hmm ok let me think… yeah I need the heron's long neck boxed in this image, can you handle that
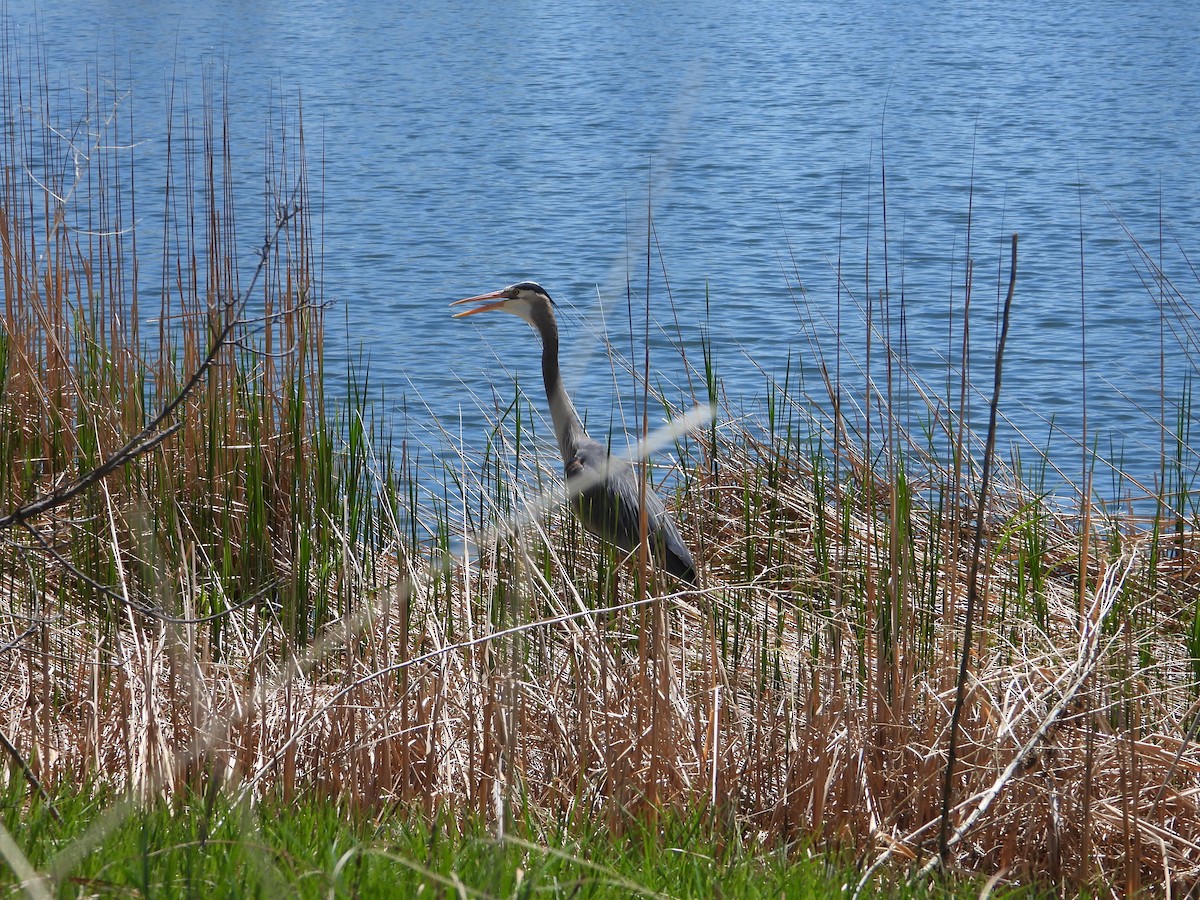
[535,311,588,462]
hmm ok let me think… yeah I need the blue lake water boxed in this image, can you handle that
[5,1,1200,506]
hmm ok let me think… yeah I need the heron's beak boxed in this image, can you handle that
[450,289,510,318]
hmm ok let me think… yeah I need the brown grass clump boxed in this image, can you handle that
[3,40,1200,899]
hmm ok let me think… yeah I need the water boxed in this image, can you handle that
[5,1,1200,505]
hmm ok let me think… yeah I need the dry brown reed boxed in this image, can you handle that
[7,395,1200,894]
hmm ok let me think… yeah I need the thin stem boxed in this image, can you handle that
[939,233,1018,860]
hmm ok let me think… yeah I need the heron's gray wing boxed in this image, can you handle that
[565,440,697,583]
[565,441,640,550]
[646,495,697,583]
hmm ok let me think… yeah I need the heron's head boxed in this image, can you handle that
[450,281,555,329]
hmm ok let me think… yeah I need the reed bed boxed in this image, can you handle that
[3,47,1200,897]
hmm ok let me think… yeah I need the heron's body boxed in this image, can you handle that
[452,281,696,583]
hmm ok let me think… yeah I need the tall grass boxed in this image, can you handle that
[3,39,1200,898]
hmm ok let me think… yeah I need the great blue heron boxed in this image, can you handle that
[451,281,697,584]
